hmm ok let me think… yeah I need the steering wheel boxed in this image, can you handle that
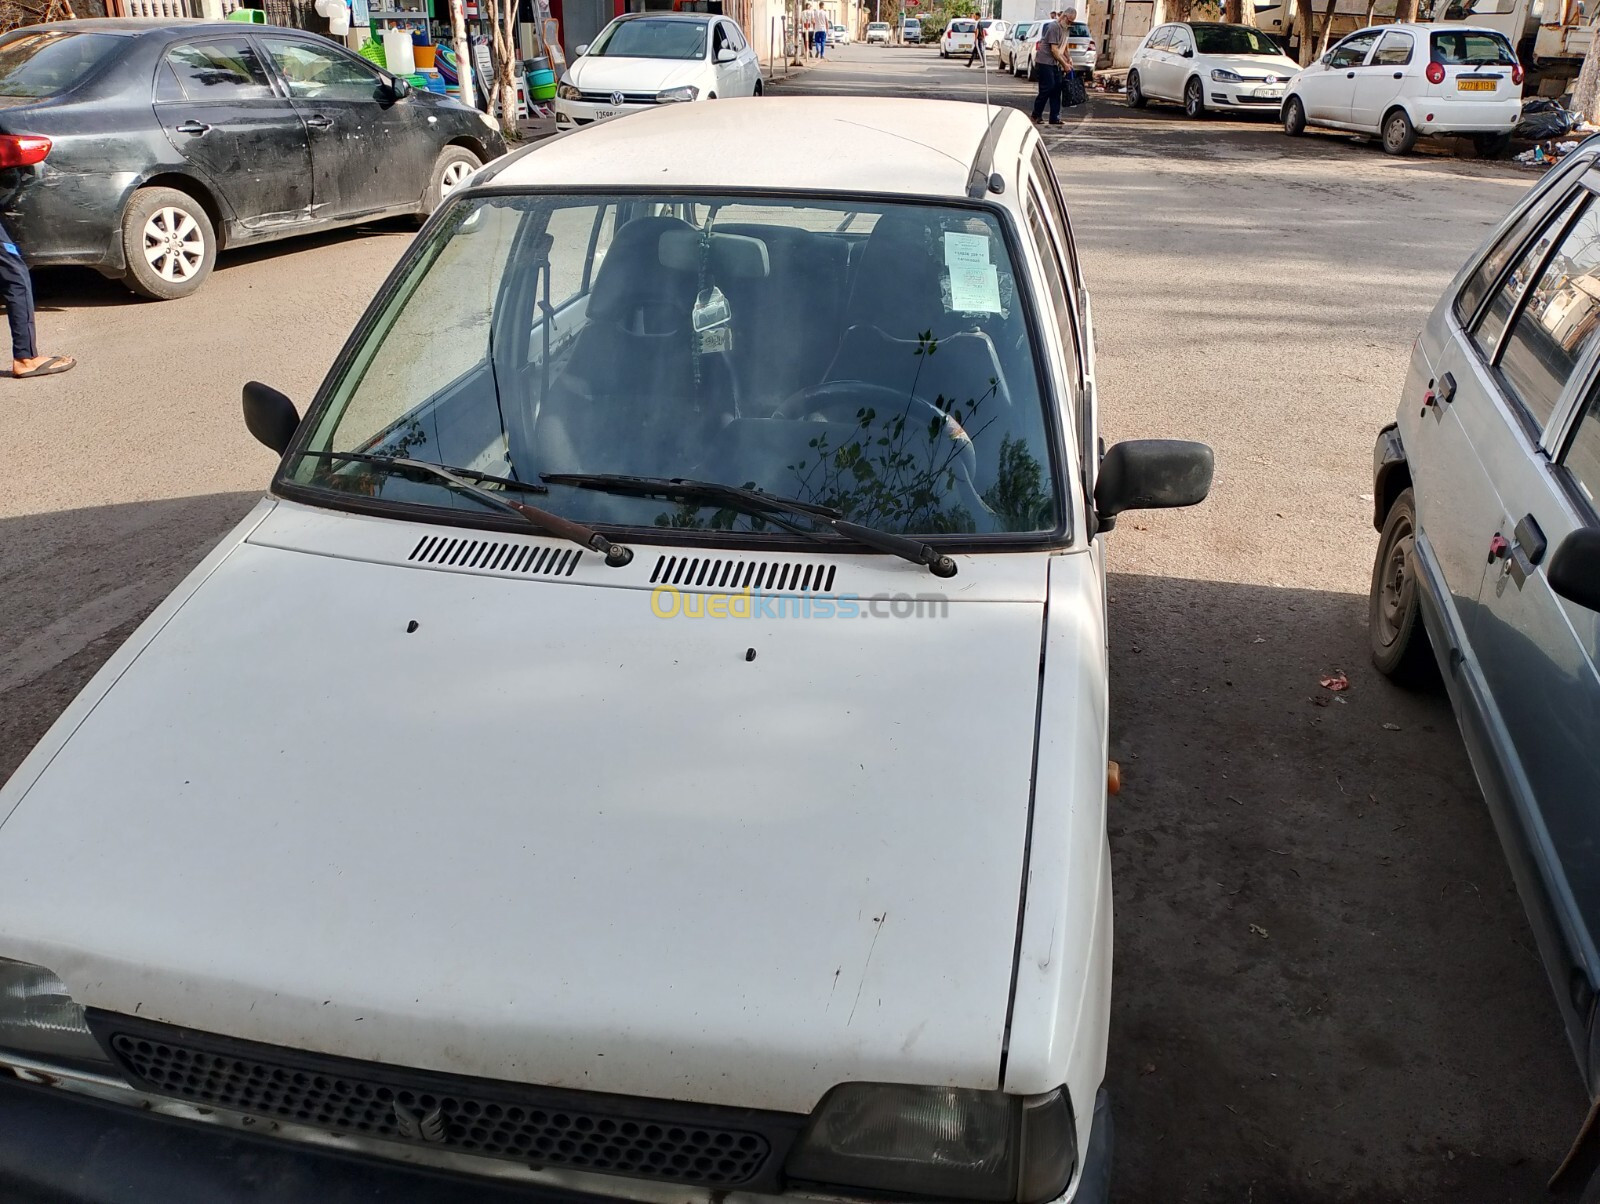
[775,380,981,485]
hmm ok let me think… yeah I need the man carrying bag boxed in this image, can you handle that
[1030,11,1069,126]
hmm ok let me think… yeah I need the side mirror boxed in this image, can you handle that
[1549,527,1600,612]
[574,42,589,56]
[716,47,738,62]
[1094,439,1214,530]
[1181,47,1194,57]
[385,75,412,99]
[243,380,301,454]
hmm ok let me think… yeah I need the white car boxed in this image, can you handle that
[866,19,890,42]
[1010,20,1044,76]
[0,96,1212,1204]
[941,17,976,56]
[1063,19,1096,70]
[829,20,850,44]
[554,11,760,128]
[1126,20,1299,117]
[1281,22,1521,155]
[998,19,1034,71]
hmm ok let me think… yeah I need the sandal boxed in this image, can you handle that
[13,355,75,379]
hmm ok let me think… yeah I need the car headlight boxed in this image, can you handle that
[557,80,582,100]
[656,85,699,102]
[477,110,498,130]
[1210,68,1244,82]
[785,1083,1076,1203]
[0,958,112,1067]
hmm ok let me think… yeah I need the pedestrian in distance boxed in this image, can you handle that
[966,17,986,67]
[1030,8,1070,126]
[0,221,72,379]
[815,7,828,58]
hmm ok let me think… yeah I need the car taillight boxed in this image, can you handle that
[1512,62,1524,84]
[1425,61,1445,84]
[1088,38,1095,48]
[0,134,51,168]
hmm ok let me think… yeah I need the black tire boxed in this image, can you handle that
[119,186,216,301]
[1183,75,1205,118]
[753,79,762,95]
[423,144,482,216]
[1128,68,1147,108]
[1473,132,1511,158]
[1369,488,1438,687]
[1282,95,1306,136]
[1382,107,1417,155]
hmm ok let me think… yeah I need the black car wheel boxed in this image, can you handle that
[1127,69,1147,108]
[1369,488,1437,686]
[1184,76,1206,118]
[1382,108,1417,155]
[425,145,483,214]
[120,186,215,301]
[1282,95,1306,136]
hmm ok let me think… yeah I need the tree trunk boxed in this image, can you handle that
[1394,0,1419,19]
[1575,19,1600,121]
[1224,0,1242,22]
[1314,0,1336,59]
[448,0,475,111]
[496,0,518,138]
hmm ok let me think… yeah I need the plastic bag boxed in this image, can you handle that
[1517,98,1578,141]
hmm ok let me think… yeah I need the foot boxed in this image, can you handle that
[1049,119,1064,125]
[13,354,74,378]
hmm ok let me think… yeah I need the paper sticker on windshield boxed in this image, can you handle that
[944,231,990,271]
[944,232,1002,313]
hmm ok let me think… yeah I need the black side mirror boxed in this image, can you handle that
[1182,47,1193,57]
[1094,439,1214,531]
[1549,527,1600,612]
[387,75,413,100]
[243,380,301,454]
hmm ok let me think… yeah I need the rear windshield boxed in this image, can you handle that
[1430,29,1515,64]
[1193,24,1281,53]
[1067,21,1090,35]
[0,30,119,98]
[868,22,888,27]
[590,18,708,59]
[950,20,976,32]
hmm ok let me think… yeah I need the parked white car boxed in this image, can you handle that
[866,19,890,42]
[1281,22,1521,154]
[1011,20,1045,76]
[830,20,850,43]
[941,17,976,56]
[1063,19,1096,70]
[0,96,1212,1204]
[1127,21,1299,117]
[999,19,1035,71]
[554,11,760,128]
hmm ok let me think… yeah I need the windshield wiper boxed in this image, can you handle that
[542,473,958,578]
[301,451,634,567]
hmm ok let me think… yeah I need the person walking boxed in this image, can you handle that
[814,7,828,58]
[966,16,986,67]
[1030,8,1069,126]
[0,223,72,379]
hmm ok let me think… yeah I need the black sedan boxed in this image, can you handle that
[0,20,506,299]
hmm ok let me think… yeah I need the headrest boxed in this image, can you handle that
[658,229,771,279]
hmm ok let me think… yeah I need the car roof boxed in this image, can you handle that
[15,17,324,36]
[611,11,713,22]
[495,97,1001,199]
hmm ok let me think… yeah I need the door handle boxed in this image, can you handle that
[1393,71,1403,78]
[1507,513,1548,587]
[305,114,333,129]
[175,120,210,135]
[1346,70,1355,77]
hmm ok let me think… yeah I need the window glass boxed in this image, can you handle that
[726,22,746,49]
[0,30,119,98]
[154,58,184,101]
[1026,189,1081,413]
[1192,24,1282,54]
[1473,190,1587,364]
[166,38,273,99]
[591,18,709,59]
[1430,28,1516,63]
[1328,31,1378,68]
[1498,198,1600,431]
[1459,184,1584,326]
[1168,27,1192,52]
[1372,31,1413,65]
[1032,145,1080,295]
[1066,21,1089,35]
[296,194,1060,537]
[1146,26,1172,50]
[261,37,382,100]
[711,22,729,53]
[1564,391,1600,512]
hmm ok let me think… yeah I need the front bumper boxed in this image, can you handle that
[1206,79,1287,108]
[1411,95,1520,135]
[554,97,666,127]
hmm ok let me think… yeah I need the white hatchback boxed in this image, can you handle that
[0,96,1212,1204]
[941,17,977,57]
[1127,20,1299,117]
[1281,22,1521,155]
[555,11,761,129]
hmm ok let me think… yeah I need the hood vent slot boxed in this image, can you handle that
[408,535,582,577]
[649,554,837,593]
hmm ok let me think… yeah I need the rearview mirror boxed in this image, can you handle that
[243,380,301,454]
[1094,439,1214,530]
[574,42,589,56]
[716,47,738,62]
[1549,527,1600,612]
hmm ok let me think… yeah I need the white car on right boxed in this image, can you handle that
[1281,22,1522,155]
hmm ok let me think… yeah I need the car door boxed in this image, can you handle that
[1138,26,1173,96]
[1161,25,1196,100]
[257,34,432,218]
[1298,30,1378,124]
[710,22,743,97]
[723,20,758,94]
[1459,191,1600,1045]
[1349,28,1413,131]
[155,36,313,234]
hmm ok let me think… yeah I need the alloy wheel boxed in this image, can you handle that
[440,160,474,199]
[142,206,204,284]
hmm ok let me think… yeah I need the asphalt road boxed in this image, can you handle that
[0,42,1586,1204]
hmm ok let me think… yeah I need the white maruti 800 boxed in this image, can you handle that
[0,98,1211,1204]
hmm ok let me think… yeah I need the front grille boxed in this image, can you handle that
[90,1013,800,1189]
[578,90,659,105]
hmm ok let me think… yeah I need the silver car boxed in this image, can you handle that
[1369,139,1600,1108]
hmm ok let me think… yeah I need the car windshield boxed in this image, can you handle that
[869,22,888,28]
[950,20,975,31]
[1430,29,1515,63]
[1191,25,1281,54]
[0,30,120,98]
[289,194,1062,539]
[589,18,708,59]
[1014,23,1033,36]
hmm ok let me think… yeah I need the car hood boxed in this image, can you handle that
[567,55,706,93]
[1203,52,1298,78]
[0,506,1050,1114]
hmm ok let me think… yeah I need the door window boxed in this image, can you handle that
[1457,182,1585,326]
[1025,188,1081,415]
[1031,145,1081,296]
[1145,26,1171,51]
[165,38,273,100]
[261,37,384,101]
[1328,32,1379,68]
[1371,30,1413,65]
[1168,27,1192,54]
[153,58,184,102]
[1492,195,1600,431]
[1471,189,1587,364]
[1562,391,1600,513]
[725,21,747,50]
[537,200,619,319]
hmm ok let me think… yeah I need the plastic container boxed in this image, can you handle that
[413,43,436,68]
[525,54,550,73]
[527,67,555,97]
[422,72,447,93]
[225,7,266,20]
[382,28,416,75]
[358,38,386,68]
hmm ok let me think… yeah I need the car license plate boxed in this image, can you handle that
[1458,79,1496,91]
[1255,87,1283,98]
[595,108,616,118]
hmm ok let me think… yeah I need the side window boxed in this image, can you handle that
[1025,188,1080,414]
[165,38,273,100]
[1168,27,1191,54]
[1328,32,1378,68]
[1031,145,1081,293]
[1146,26,1171,51]
[1496,197,1600,431]
[153,59,184,102]
[261,36,383,101]
[1563,391,1600,514]
[1458,184,1584,326]
[1372,31,1413,65]
[531,201,617,345]
[1472,189,1587,365]
[726,22,746,50]
[711,23,730,55]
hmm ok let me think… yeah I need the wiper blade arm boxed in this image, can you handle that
[542,473,957,578]
[302,451,633,567]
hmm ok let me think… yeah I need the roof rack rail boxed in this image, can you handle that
[965,108,1010,200]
